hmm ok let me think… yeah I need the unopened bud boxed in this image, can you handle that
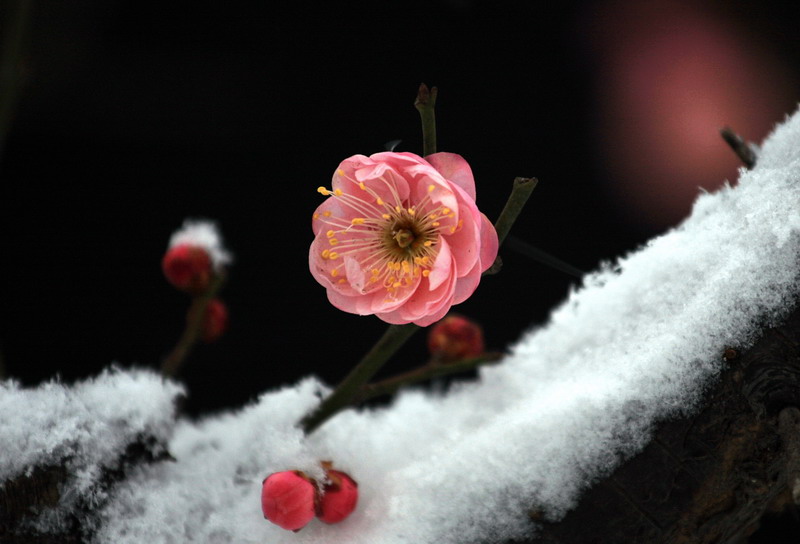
[261,471,317,532]
[318,469,358,524]
[162,244,212,294]
[427,314,484,363]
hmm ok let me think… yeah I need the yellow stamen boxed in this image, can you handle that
[393,281,402,288]
[428,184,435,193]
[371,269,380,276]
[334,188,343,196]
[313,213,319,220]
[338,278,346,284]
[351,218,365,225]
[321,249,330,259]
[323,211,332,217]
[377,197,384,206]
[336,168,345,176]
[359,182,366,190]
[329,238,339,245]
[318,186,331,195]
[329,252,339,259]
[382,214,391,220]
[408,207,416,216]
[442,208,450,214]
[424,241,433,247]
[326,230,335,238]
[432,221,440,227]
[331,269,339,277]
[422,270,431,277]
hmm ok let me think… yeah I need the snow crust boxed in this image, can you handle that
[167,219,232,269]
[0,369,182,534]
[9,108,800,543]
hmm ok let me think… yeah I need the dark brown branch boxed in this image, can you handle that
[720,127,757,169]
[524,307,800,544]
[354,352,504,403]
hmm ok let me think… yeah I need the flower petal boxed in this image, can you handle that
[478,212,499,272]
[425,152,476,201]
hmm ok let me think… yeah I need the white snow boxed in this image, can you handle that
[167,219,232,269]
[0,368,182,535]
[8,107,800,543]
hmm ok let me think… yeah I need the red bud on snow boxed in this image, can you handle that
[427,314,484,363]
[261,471,317,532]
[318,469,358,524]
[162,244,213,294]
[197,299,227,343]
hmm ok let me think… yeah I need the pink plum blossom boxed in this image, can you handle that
[310,152,498,327]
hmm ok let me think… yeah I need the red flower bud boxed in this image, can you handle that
[162,244,212,294]
[197,299,227,343]
[427,314,484,363]
[318,469,358,524]
[261,471,317,532]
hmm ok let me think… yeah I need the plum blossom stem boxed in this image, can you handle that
[720,126,757,169]
[161,272,225,378]
[493,177,539,246]
[415,83,438,156]
[300,323,420,434]
[353,352,504,403]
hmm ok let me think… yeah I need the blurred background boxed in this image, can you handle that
[1,0,799,411]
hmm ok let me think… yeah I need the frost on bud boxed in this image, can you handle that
[162,244,213,293]
[163,220,231,294]
[318,469,358,524]
[427,313,485,363]
[197,298,228,343]
[261,471,317,532]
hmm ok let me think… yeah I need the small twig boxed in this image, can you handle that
[493,177,539,246]
[505,236,585,279]
[720,126,757,169]
[299,323,420,434]
[354,352,504,404]
[0,0,33,160]
[161,273,225,378]
[414,83,438,157]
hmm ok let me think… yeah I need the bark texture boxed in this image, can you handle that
[527,308,800,544]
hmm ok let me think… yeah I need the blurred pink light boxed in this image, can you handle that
[586,0,796,229]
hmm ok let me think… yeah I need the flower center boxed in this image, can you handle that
[314,175,464,298]
[392,227,415,249]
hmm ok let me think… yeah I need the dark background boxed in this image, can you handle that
[1,0,798,412]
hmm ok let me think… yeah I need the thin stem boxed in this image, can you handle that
[161,273,225,378]
[414,83,438,157]
[300,323,420,434]
[0,0,33,160]
[720,126,757,169]
[505,236,585,279]
[492,177,538,246]
[354,352,504,404]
